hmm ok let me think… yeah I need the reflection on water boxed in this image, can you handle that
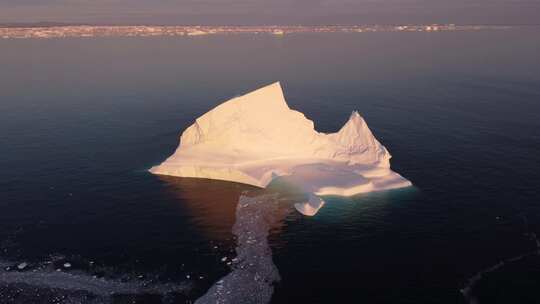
[159,176,254,241]
[158,177,305,303]
[158,176,306,241]
[158,175,421,303]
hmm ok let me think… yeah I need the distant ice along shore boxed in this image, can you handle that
[150,82,412,216]
[0,24,514,39]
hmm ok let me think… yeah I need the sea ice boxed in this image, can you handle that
[150,82,411,215]
[0,263,189,298]
[17,263,28,270]
[195,194,281,304]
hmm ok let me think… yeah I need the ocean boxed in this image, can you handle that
[1,27,540,303]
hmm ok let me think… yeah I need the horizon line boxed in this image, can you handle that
[1,22,540,28]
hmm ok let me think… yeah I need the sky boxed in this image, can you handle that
[0,0,539,25]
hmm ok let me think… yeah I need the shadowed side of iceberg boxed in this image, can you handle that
[149,164,268,188]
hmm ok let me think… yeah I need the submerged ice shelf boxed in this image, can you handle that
[150,82,412,215]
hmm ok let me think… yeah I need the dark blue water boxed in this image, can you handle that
[1,28,540,303]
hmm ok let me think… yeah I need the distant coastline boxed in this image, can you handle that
[0,24,521,39]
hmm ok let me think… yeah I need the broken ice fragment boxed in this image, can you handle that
[17,263,28,270]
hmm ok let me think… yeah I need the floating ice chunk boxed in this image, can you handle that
[294,194,325,216]
[63,263,71,268]
[150,82,412,215]
[17,263,28,270]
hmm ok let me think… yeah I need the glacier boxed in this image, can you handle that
[150,82,412,215]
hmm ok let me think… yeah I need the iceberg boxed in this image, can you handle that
[150,82,411,215]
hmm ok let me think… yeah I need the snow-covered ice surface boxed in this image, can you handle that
[195,193,281,304]
[150,82,411,215]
